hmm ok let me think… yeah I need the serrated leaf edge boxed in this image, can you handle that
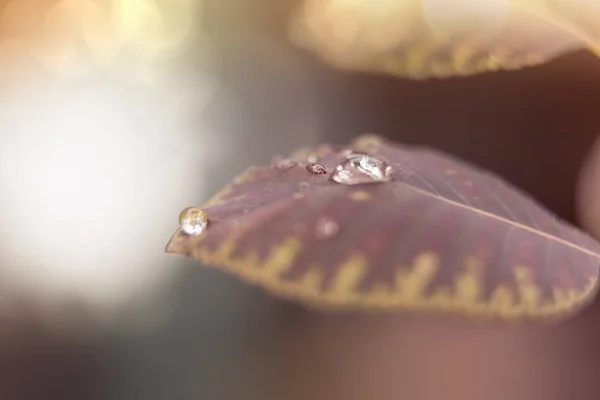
[167,231,599,323]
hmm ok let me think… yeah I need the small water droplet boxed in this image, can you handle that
[315,217,339,240]
[306,163,328,175]
[332,155,394,185]
[179,207,208,236]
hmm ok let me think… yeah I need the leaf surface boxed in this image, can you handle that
[166,135,600,321]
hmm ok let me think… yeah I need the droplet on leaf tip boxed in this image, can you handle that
[179,207,208,236]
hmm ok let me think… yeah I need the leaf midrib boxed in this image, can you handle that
[407,183,600,259]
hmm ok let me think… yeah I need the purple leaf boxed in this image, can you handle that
[166,134,600,322]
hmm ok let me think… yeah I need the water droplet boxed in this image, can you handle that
[306,163,328,175]
[315,217,339,240]
[332,155,394,185]
[179,207,208,236]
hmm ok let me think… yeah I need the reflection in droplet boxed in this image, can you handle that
[306,163,328,175]
[315,217,339,240]
[179,207,208,236]
[332,155,394,185]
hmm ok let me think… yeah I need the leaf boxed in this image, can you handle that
[288,0,600,79]
[166,134,600,322]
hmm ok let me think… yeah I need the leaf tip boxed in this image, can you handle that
[165,229,187,255]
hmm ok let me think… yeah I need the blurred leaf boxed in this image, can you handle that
[288,0,600,79]
[166,134,600,322]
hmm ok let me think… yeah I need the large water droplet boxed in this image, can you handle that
[306,163,328,175]
[332,155,394,185]
[315,217,339,240]
[179,207,208,236]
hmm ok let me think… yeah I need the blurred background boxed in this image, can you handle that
[1,1,600,399]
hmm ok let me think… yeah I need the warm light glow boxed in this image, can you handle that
[0,0,220,318]
[423,0,507,38]
[290,0,600,78]
[0,0,200,83]
[0,73,220,308]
